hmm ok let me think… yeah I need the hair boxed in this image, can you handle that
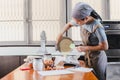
[90,10,102,23]
[78,55,85,61]
[80,10,102,23]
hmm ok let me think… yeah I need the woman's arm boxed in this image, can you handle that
[77,25,109,52]
[56,22,73,45]
[76,40,108,52]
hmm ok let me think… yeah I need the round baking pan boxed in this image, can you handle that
[57,37,74,52]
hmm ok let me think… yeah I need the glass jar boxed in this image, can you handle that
[33,58,44,71]
[43,54,52,61]
[43,54,55,69]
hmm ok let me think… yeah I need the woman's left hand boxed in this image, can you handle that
[76,46,89,52]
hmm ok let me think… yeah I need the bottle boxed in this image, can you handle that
[40,31,47,54]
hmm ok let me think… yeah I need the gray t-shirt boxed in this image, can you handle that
[70,19,107,43]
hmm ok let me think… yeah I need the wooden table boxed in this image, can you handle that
[1,64,98,80]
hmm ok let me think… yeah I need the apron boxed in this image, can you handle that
[80,25,107,80]
[80,25,100,67]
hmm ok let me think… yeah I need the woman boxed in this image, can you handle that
[56,2,108,80]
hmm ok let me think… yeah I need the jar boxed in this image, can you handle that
[43,54,54,69]
[43,54,52,61]
[33,58,44,71]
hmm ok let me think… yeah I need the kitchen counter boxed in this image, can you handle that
[1,64,98,80]
[0,47,85,56]
[0,47,55,56]
[0,47,84,78]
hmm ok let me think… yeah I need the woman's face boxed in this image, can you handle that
[73,18,85,26]
[73,16,94,26]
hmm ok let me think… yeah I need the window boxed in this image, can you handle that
[109,0,120,20]
[0,0,65,45]
[0,0,120,45]
[0,0,25,45]
[31,0,65,45]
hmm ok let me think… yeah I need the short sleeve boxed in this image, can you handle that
[70,20,79,26]
[95,26,107,43]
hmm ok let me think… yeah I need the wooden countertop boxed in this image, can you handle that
[1,64,98,80]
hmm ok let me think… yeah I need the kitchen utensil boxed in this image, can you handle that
[57,37,74,52]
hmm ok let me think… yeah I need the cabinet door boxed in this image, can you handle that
[19,56,27,65]
[0,56,19,78]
